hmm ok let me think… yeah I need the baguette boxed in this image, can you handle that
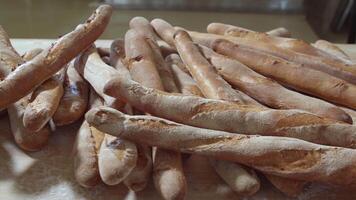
[208,159,260,196]
[198,44,352,123]
[75,45,125,110]
[0,5,112,109]
[22,48,43,61]
[98,130,138,185]
[211,39,356,110]
[0,30,50,151]
[23,68,65,131]
[313,40,353,65]
[125,29,186,197]
[151,18,176,46]
[172,32,263,195]
[173,30,249,104]
[129,18,179,93]
[266,27,291,37]
[78,46,139,186]
[103,63,356,148]
[86,106,356,185]
[109,39,129,71]
[53,61,89,126]
[187,30,356,84]
[73,89,104,188]
[165,54,203,97]
[166,50,305,196]
[8,97,51,151]
[208,25,335,62]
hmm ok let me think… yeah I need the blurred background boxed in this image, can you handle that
[0,0,355,43]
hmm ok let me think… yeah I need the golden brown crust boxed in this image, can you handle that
[212,39,356,110]
[125,29,165,90]
[173,30,247,104]
[73,89,105,188]
[53,62,89,126]
[75,46,125,110]
[313,40,353,65]
[86,107,356,185]
[8,97,50,151]
[151,18,176,46]
[0,5,112,109]
[103,64,356,149]
[189,30,356,84]
[166,54,203,97]
[23,73,64,132]
[199,45,352,123]
[0,32,50,151]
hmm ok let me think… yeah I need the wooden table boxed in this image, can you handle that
[0,39,356,200]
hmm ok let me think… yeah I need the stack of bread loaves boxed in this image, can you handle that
[1,4,356,199]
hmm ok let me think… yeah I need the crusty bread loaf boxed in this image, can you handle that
[187,30,356,84]
[173,30,249,104]
[198,44,352,123]
[211,39,356,110]
[313,40,354,65]
[75,46,125,110]
[53,62,89,126]
[23,69,65,131]
[73,89,104,188]
[166,54,203,97]
[0,31,50,151]
[86,106,356,185]
[102,64,356,149]
[125,29,186,198]
[0,5,112,109]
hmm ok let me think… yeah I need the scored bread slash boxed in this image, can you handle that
[0,5,113,109]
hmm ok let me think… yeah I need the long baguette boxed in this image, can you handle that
[86,106,356,185]
[53,61,89,126]
[22,48,43,61]
[187,30,356,84]
[166,49,301,197]
[165,54,203,97]
[98,129,138,186]
[206,23,326,59]
[173,30,249,104]
[0,5,112,109]
[313,40,354,65]
[75,45,125,110]
[211,39,356,110]
[198,44,352,123]
[125,29,186,197]
[77,45,138,186]
[172,32,262,195]
[0,30,50,151]
[129,18,179,93]
[23,68,65,131]
[73,89,104,188]
[102,62,356,148]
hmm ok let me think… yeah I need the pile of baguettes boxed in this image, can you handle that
[2,4,356,199]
